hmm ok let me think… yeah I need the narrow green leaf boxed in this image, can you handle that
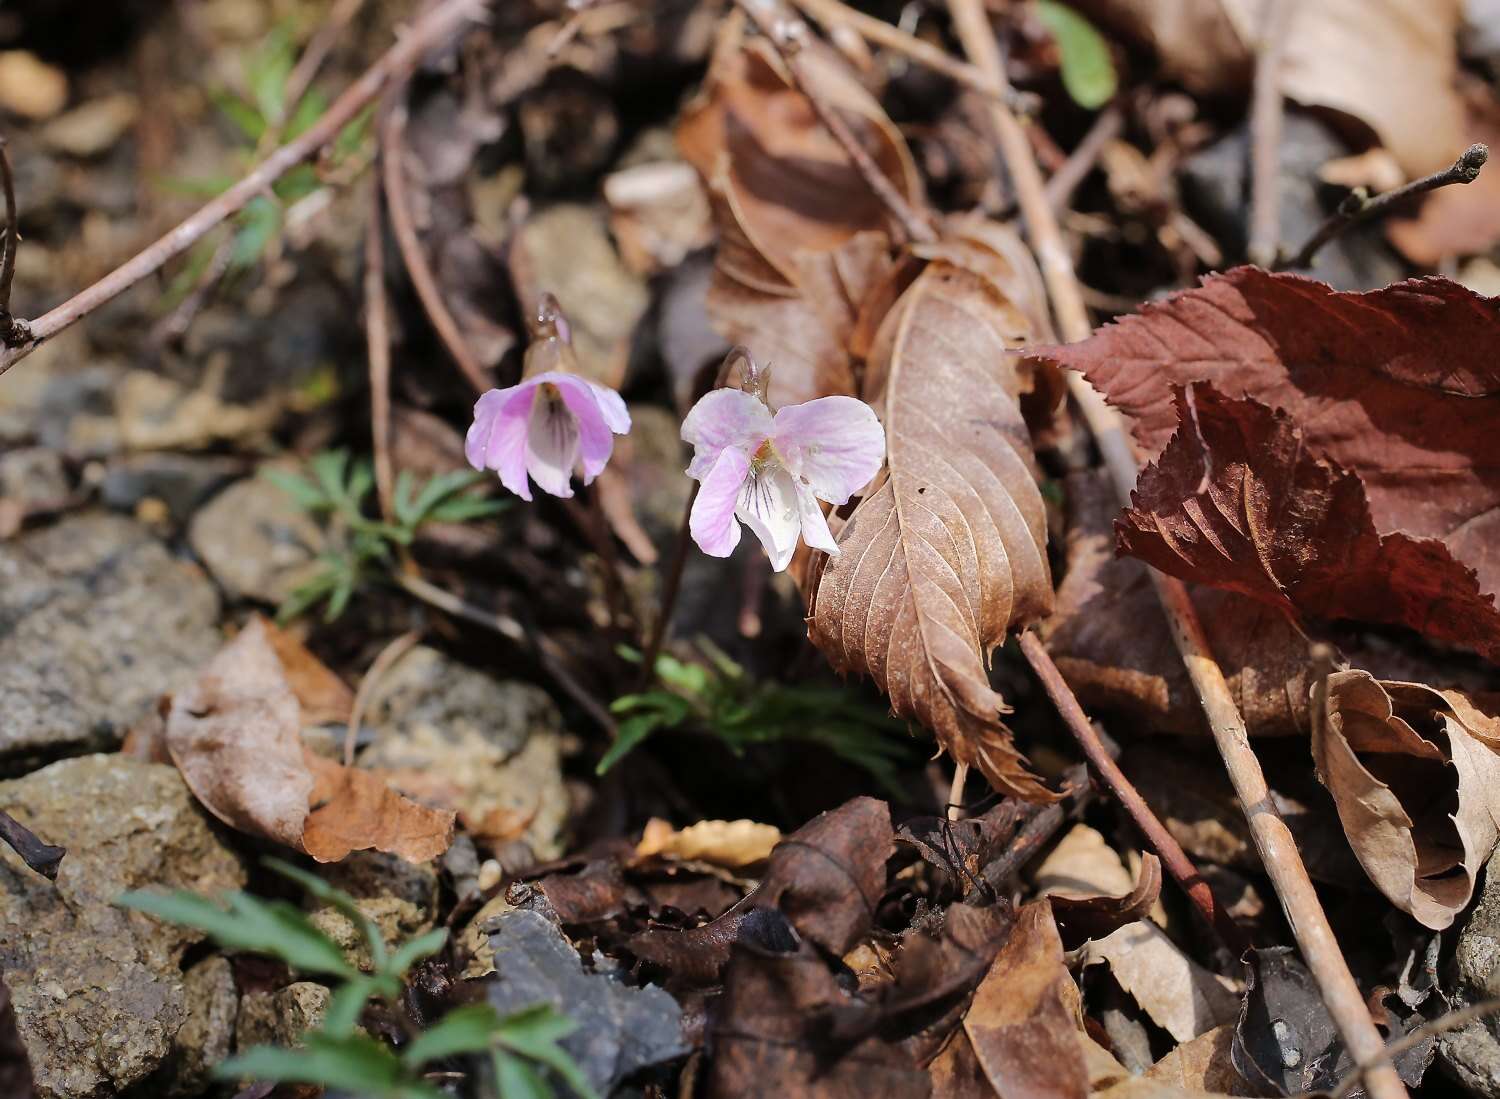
[493,1049,553,1099]
[264,857,389,970]
[261,468,330,511]
[496,1007,597,1099]
[425,495,508,524]
[215,1033,402,1092]
[595,713,667,774]
[387,927,449,980]
[1037,0,1117,109]
[209,88,266,142]
[231,196,282,269]
[401,1004,504,1068]
[324,975,383,1038]
[118,890,355,978]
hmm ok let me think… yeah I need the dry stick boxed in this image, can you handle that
[0,0,484,381]
[0,137,22,341]
[790,0,1032,113]
[1246,0,1295,268]
[946,763,969,822]
[1043,102,1123,213]
[0,808,64,880]
[380,100,491,395]
[736,0,937,246]
[942,3,1408,1097]
[396,571,617,736]
[1282,142,1490,271]
[365,171,396,519]
[343,627,422,767]
[279,0,368,132]
[1325,999,1500,1099]
[1019,631,1249,956]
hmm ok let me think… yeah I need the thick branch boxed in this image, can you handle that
[1282,143,1489,270]
[0,0,485,380]
[942,2,1407,1095]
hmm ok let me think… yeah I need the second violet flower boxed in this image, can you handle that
[682,385,886,571]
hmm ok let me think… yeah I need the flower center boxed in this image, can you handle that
[749,436,780,473]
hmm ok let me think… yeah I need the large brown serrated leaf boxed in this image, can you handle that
[1034,268,1500,603]
[1314,669,1500,929]
[1120,385,1500,663]
[808,258,1054,800]
[165,619,454,863]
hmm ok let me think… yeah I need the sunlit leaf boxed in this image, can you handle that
[1037,0,1117,109]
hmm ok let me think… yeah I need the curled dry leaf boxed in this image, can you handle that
[635,817,782,868]
[165,619,453,863]
[963,899,1089,1099]
[1080,921,1241,1044]
[808,247,1055,800]
[1117,384,1500,663]
[1313,669,1500,929]
[678,18,920,407]
[1034,268,1500,609]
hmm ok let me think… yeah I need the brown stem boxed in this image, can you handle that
[1044,103,1123,213]
[278,0,368,136]
[943,2,1407,1095]
[344,628,421,767]
[790,0,1033,113]
[1282,143,1489,271]
[0,808,64,880]
[1247,0,1294,268]
[636,484,697,689]
[1019,631,1248,956]
[379,99,491,394]
[0,0,484,381]
[735,0,937,246]
[366,171,395,519]
[0,136,22,337]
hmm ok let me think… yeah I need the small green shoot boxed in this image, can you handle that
[118,857,591,1099]
[603,641,916,794]
[264,451,507,623]
[1037,0,1118,109]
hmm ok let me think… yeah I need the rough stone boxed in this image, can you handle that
[234,982,332,1052]
[1441,861,1500,1097]
[0,756,247,1099]
[101,453,245,526]
[360,647,569,859]
[0,514,221,771]
[164,956,238,1097]
[305,851,439,971]
[188,475,326,605]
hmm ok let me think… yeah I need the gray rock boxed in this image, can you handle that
[188,475,325,605]
[360,647,569,859]
[485,910,688,1094]
[0,756,247,1099]
[101,453,245,525]
[1441,864,1500,1096]
[0,514,221,771]
[1179,112,1406,291]
[165,956,238,1097]
[0,447,68,506]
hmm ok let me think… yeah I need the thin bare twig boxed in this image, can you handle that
[946,762,969,822]
[1282,143,1490,270]
[1326,999,1500,1099]
[1247,0,1295,268]
[1019,631,1248,955]
[0,0,484,380]
[1044,102,1123,213]
[0,137,26,345]
[365,171,396,518]
[735,0,937,245]
[790,0,1033,113]
[942,2,1408,1095]
[344,628,422,767]
[380,100,491,394]
[279,0,368,135]
[0,808,64,880]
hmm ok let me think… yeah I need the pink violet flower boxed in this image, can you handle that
[682,387,886,571]
[466,372,631,501]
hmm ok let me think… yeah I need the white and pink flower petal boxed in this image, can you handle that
[681,388,773,479]
[690,447,749,558]
[771,395,886,505]
[736,464,802,572]
[524,387,582,498]
[795,479,840,557]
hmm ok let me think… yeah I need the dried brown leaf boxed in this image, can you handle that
[964,899,1089,1099]
[165,620,453,864]
[1079,921,1241,1043]
[260,618,353,726]
[1117,384,1500,663]
[808,257,1054,800]
[635,817,782,868]
[1313,669,1500,929]
[1033,268,1500,604]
